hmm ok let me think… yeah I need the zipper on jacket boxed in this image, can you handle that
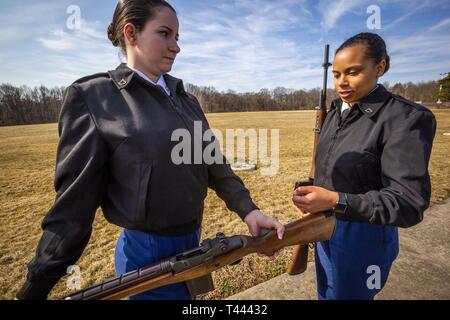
[163,89,198,135]
[144,82,201,144]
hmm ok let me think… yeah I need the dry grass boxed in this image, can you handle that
[1,110,449,300]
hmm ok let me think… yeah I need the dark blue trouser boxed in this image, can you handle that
[315,219,399,300]
[114,228,201,300]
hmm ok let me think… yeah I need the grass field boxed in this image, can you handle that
[1,110,449,300]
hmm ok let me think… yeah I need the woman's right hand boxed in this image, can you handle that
[292,186,338,214]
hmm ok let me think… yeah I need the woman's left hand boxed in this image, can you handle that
[244,209,285,260]
[292,186,339,214]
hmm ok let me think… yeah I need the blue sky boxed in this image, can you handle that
[1,0,449,92]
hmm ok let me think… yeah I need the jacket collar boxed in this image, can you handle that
[331,84,391,118]
[108,63,187,95]
[356,84,391,117]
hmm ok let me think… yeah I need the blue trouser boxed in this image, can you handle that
[114,228,201,300]
[315,219,399,300]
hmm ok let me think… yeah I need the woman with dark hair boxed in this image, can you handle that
[292,32,436,299]
[16,0,284,300]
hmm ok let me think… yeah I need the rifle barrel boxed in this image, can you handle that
[64,214,336,300]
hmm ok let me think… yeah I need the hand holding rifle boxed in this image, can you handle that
[64,213,335,300]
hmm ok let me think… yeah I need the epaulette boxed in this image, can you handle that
[391,94,427,111]
[72,72,110,86]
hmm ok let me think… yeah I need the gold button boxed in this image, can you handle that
[365,108,373,113]
[118,79,127,86]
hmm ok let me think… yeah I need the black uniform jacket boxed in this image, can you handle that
[314,85,436,227]
[17,64,258,299]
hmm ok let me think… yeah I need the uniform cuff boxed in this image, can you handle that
[16,277,59,300]
[339,193,372,222]
[235,197,259,221]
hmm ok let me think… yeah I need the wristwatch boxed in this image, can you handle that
[333,192,348,215]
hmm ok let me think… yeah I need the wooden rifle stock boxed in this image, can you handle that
[64,213,336,300]
[287,44,332,275]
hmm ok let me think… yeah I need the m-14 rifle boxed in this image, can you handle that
[65,213,336,300]
[287,44,332,275]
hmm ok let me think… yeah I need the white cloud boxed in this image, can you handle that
[429,18,450,31]
[37,19,109,51]
[80,20,108,40]
[34,16,119,73]
[1,0,448,91]
[0,2,61,43]
[382,0,450,31]
[38,29,76,51]
[0,1,120,87]
[385,33,450,79]
[317,0,364,30]
[173,0,322,92]
[2,16,118,87]
[383,11,416,31]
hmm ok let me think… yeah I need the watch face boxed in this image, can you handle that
[335,202,347,214]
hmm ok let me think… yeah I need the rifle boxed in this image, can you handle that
[64,213,336,300]
[287,44,332,275]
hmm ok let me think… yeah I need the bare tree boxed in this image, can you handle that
[0,80,444,127]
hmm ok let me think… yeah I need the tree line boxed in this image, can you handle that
[0,80,444,126]
[437,73,450,103]
[0,84,65,126]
